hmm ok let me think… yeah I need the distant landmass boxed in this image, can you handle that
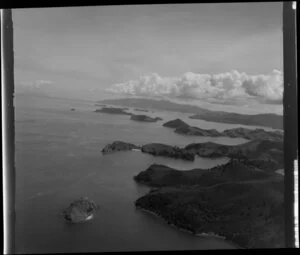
[189,112,283,130]
[163,119,283,141]
[97,98,283,130]
[98,98,210,114]
[94,106,163,122]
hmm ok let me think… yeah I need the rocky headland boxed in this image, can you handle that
[101,139,283,170]
[101,138,283,172]
[133,160,276,188]
[184,140,283,172]
[141,143,195,161]
[163,119,283,141]
[101,141,195,161]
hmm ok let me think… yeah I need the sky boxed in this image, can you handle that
[12,2,283,114]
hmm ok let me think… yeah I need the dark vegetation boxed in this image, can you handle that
[135,178,284,249]
[133,160,277,188]
[134,160,284,248]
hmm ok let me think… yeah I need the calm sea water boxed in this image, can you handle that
[14,95,250,253]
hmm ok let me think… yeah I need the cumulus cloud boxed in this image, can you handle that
[106,70,283,104]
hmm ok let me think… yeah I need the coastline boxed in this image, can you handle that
[135,205,242,249]
[132,149,142,152]
[62,213,94,223]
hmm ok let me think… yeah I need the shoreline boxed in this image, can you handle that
[135,206,242,249]
[63,213,94,223]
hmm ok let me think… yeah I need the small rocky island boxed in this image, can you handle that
[94,107,164,123]
[62,197,97,223]
[163,119,283,141]
[133,161,284,248]
[95,107,132,115]
[102,141,140,154]
[130,114,163,122]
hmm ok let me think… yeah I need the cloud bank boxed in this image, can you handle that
[106,70,283,105]
[19,80,53,88]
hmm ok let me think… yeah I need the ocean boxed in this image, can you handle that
[14,94,251,253]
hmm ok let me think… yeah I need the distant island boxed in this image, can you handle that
[163,119,283,141]
[97,98,283,130]
[102,141,140,154]
[130,114,163,122]
[94,106,163,123]
[163,119,220,137]
[95,107,132,115]
[62,197,97,223]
